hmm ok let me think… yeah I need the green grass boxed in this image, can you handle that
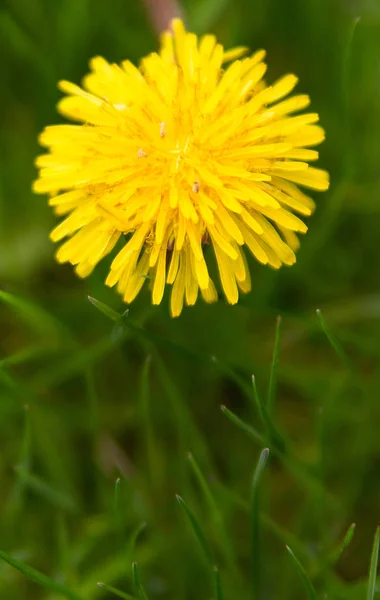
[1,0,380,598]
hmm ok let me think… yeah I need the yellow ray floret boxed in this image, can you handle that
[33,18,329,317]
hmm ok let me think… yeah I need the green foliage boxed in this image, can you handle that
[286,545,319,600]
[1,0,380,598]
[250,448,270,598]
[97,582,138,600]
[0,550,84,600]
[367,526,380,600]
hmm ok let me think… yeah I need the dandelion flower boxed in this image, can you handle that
[33,19,329,317]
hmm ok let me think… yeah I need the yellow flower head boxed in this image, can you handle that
[34,19,329,317]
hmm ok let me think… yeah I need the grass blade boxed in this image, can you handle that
[89,296,130,343]
[0,10,46,65]
[88,295,121,322]
[251,448,270,598]
[84,367,100,433]
[367,525,380,600]
[188,0,230,32]
[261,515,308,561]
[140,356,161,491]
[5,405,32,518]
[221,405,337,510]
[220,405,266,446]
[57,513,70,579]
[186,452,217,514]
[251,375,286,452]
[342,16,361,177]
[132,562,149,600]
[0,345,48,367]
[213,565,224,600]
[286,545,318,600]
[0,290,62,337]
[117,317,253,401]
[330,523,356,564]
[14,467,75,512]
[0,550,84,600]
[128,522,147,566]
[31,335,124,389]
[19,403,31,474]
[316,309,348,366]
[267,315,282,415]
[152,352,212,473]
[113,477,123,534]
[186,452,237,572]
[97,582,138,600]
[176,494,213,564]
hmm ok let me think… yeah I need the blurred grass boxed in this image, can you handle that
[1,0,380,598]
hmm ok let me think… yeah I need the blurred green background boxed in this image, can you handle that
[1,0,380,598]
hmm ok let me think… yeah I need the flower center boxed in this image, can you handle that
[170,134,193,172]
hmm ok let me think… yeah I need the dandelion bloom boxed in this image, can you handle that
[34,19,329,316]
